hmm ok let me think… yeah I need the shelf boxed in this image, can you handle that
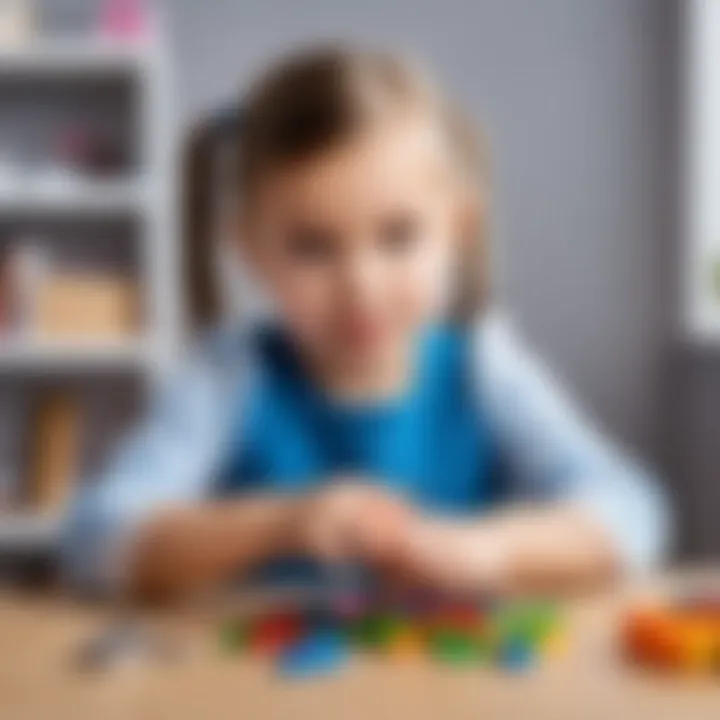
[0,181,148,215]
[0,178,150,217]
[0,339,151,372]
[0,513,62,553]
[0,39,157,78]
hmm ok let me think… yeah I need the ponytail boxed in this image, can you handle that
[181,106,244,333]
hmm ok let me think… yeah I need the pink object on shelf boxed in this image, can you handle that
[98,0,152,42]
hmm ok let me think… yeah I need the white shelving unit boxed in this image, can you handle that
[0,38,179,554]
[0,513,63,553]
[684,0,720,343]
[0,338,152,372]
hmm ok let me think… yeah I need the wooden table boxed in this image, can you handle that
[2,575,720,720]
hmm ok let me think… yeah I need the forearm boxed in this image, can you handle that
[408,505,620,596]
[129,495,302,602]
[476,505,619,593]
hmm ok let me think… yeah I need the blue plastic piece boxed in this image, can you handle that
[278,629,349,678]
[497,639,535,673]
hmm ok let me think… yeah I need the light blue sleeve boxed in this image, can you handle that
[472,314,672,572]
[61,329,253,595]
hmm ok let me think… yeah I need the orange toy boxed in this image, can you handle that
[622,599,720,674]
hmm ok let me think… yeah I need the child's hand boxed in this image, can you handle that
[296,480,417,566]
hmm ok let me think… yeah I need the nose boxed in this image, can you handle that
[338,247,381,309]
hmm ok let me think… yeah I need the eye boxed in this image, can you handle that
[285,225,338,262]
[378,213,421,253]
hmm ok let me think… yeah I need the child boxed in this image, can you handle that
[63,47,669,601]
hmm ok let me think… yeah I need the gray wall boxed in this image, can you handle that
[42,1,719,554]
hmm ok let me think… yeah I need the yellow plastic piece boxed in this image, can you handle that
[542,628,569,659]
[387,627,427,658]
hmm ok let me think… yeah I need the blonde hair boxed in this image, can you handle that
[183,45,490,330]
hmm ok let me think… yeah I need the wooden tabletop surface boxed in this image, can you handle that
[1,574,720,720]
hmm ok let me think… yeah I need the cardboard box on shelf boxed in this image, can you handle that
[33,274,139,341]
[26,390,80,513]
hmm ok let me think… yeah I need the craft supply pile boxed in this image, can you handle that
[219,590,566,679]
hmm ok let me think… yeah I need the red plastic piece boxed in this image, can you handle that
[446,602,483,628]
[248,611,305,655]
[428,601,483,633]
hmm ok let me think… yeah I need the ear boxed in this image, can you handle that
[450,189,488,322]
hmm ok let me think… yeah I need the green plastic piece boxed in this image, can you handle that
[429,631,478,666]
[524,604,558,642]
[219,620,247,653]
[351,613,403,649]
[493,602,559,646]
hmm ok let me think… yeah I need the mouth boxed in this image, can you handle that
[336,316,387,348]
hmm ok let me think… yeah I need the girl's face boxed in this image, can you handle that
[242,114,463,374]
